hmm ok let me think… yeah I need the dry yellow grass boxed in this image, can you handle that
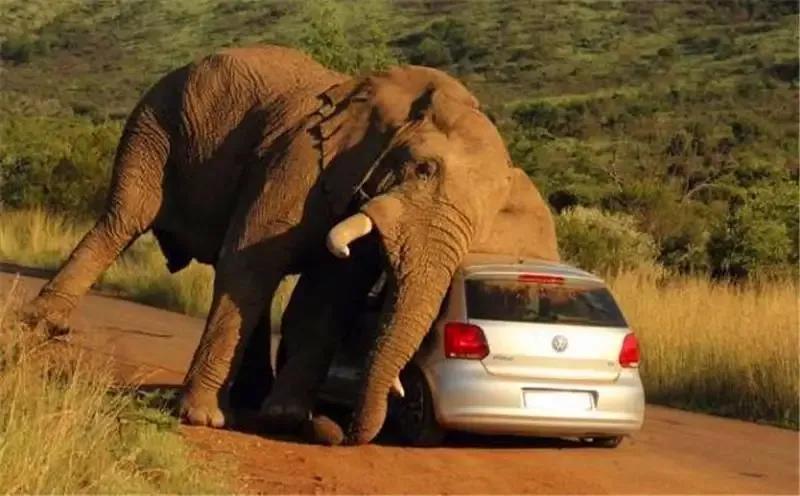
[0,282,228,493]
[0,209,214,316]
[0,209,297,323]
[610,268,799,428]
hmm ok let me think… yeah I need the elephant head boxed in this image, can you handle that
[313,66,557,444]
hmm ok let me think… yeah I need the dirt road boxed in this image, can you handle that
[2,270,797,494]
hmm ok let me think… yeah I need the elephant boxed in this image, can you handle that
[270,167,561,443]
[22,45,558,445]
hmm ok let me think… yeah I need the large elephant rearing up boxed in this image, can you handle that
[23,45,557,444]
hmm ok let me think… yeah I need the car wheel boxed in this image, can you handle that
[388,366,445,447]
[581,436,624,448]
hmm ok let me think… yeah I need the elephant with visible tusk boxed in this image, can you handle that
[22,45,558,445]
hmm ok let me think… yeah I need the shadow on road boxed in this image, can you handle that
[0,262,57,280]
[122,384,601,450]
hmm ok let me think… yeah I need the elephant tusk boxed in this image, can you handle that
[390,376,404,398]
[326,213,373,258]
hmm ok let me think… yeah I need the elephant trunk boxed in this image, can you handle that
[346,216,470,444]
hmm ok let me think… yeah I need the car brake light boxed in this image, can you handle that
[619,333,640,368]
[518,273,564,285]
[444,322,489,359]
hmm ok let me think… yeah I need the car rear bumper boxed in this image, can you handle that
[421,359,645,438]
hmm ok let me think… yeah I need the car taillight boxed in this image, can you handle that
[619,332,640,368]
[518,273,564,285]
[444,322,489,359]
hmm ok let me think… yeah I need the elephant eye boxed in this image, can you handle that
[415,161,438,179]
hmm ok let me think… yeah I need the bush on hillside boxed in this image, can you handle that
[412,37,452,67]
[708,184,797,279]
[556,207,657,275]
[0,117,120,216]
[0,35,35,63]
[294,0,399,74]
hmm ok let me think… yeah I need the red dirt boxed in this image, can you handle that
[2,271,797,494]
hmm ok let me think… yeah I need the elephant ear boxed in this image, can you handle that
[471,168,560,261]
[314,78,378,218]
[313,76,443,218]
[316,78,371,162]
[314,69,482,219]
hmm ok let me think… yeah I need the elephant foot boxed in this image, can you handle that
[179,389,230,428]
[301,415,345,446]
[20,295,73,338]
[229,373,273,411]
[260,397,311,433]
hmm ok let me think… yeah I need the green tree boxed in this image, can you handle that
[294,0,399,74]
[0,117,120,216]
[556,207,658,275]
[708,184,796,279]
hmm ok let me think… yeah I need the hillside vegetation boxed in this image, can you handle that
[0,0,797,278]
[0,0,797,432]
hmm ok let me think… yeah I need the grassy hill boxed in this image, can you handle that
[0,0,797,277]
[0,0,797,435]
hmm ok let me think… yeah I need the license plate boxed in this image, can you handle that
[523,390,594,411]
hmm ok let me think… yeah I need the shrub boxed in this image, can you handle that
[0,35,35,63]
[0,117,120,217]
[294,0,399,74]
[708,191,795,279]
[400,17,486,69]
[556,206,658,275]
[412,37,452,67]
[511,100,592,137]
[730,117,763,145]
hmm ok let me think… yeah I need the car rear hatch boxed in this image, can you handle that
[464,272,629,383]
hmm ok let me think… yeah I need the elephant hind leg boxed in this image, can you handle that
[24,210,157,336]
[24,124,168,335]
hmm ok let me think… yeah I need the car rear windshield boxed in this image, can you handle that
[465,277,627,327]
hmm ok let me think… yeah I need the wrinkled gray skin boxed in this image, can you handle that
[23,46,558,445]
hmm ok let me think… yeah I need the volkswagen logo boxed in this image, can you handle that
[552,335,568,352]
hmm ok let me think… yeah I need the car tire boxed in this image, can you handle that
[581,436,624,448]
[388,365,446,447]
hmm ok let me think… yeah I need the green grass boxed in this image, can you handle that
[1,1,796,278]
[0,284,230,493]
[0,0,796,429]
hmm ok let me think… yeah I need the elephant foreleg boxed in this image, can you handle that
[261,269,341,432]
[262,244,382,433]
[180,261,281,428]
[228,309,274,411]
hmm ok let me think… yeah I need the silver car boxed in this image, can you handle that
[319,254,645,447]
